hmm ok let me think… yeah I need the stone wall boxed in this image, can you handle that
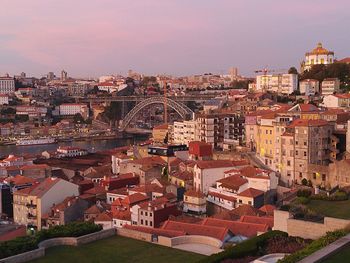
[0,248,45,263]
[274,210,350,240]
[170,235,222,248]
[116,228,152,242]
[0,229,116,263]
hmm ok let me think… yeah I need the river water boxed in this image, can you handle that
[0,135,149,157]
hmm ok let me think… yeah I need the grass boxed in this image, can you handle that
[306,199,350,219]
[322,245,350,263]
[29,235,205,263]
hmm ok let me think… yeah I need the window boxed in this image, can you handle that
[150,212,153,217]
[322,174,326,181]
[296,150,298,156]
[145,220,148,226]
[266,130,268,134]
[141,219,143,224]
[239,199,242,203]
[248,201,252,205]
[150,221,153,227]
[295,141,298,145]
[270,130,272,135]
[140,211,143,215]
[287,160,291,166]
[304,141,307,146]
[304,151,307,157]
[145,212,148,216]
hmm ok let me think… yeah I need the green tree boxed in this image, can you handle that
[73,113,84,124]
[288,67,298,74]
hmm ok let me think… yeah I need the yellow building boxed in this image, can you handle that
[152,124,169,143]
[13,178,79,230]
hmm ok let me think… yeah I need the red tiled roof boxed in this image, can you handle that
[238,188,264,198]
[84,185,106,195]
[15,177,62,197]
[287,119,329,128]
[122,193,149,206]
[5,175,36,186]
[161,220,231,241]
[259,204,276,216]
[95,211,113,222]
[170,170,193,181]
[240,215,274,229]
[208,191,237,202]
[200,218,269,238]
[196,160,235,169]
[112,209,131,221]
[217,175,247,191]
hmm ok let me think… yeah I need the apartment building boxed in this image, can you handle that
[59,103,89,119]
[280,119,333,185]
[0,76,15,94]
[321,78,340,95]
[323,94,350,109]
[256,74,298,95]
[13,178,80,230]
[0,94,9,105]
[299,79,320,96]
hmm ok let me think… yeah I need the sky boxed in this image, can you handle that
[0,0,349,78]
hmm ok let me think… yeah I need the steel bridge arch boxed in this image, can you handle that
[120,96,194,130]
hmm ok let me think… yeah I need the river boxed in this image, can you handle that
[0,135,149,157]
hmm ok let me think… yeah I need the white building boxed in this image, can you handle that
[256,74,298,95]
[321,78,340,95]
[299,79,320,96]
[57,146,88,158]
[173,120,196,146]
[301,43,334,72]
[59,103,89,119]
[98,82,118,93]
[0,94,9,105]
[322,94,350,108]
[111,153,132,174]
[0,76,15,94]
[193,160,246,194]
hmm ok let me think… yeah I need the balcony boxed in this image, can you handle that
[27,213,37,219]
[26,203,37,208]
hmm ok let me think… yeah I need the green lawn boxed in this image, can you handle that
[322,246,350,262]
[306,199,350,219]
[29,236,205,263]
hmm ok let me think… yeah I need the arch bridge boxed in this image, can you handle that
[120,96,193,131]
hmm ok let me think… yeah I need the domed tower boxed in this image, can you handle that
[301,42,335,72]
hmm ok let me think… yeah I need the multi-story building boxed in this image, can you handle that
[321,78,340,95]
[13,178,80,230]
[299,79,320,96]
[280,119,333,185]
[0,94,9,105]
[195,112,244,149]
[193,160,248,194]
[301,43,334,72]
[0,76,15,94]
[173,120,197,146]
[56,146,88,158]
[256,74,298,95]
[59,103,89,119]
[183,189,206,215]
[323,94,350,108]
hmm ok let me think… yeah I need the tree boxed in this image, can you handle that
[73,113,84,124]
[288,67,298,75]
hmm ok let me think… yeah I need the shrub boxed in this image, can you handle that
[0,222,102,259]
[200,231,288,263]
[310,191,348,201]
[294,197,310,205]
[301,179,308,186]
[279,229,349,263]
[297,189,312,198]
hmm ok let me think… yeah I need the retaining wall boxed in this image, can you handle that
[0,229,115,263]
[274,210,350,240]
[116,228,152,242]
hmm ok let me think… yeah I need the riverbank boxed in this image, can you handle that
[0,134,149,158]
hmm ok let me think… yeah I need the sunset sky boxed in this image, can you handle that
[1,0,349,77]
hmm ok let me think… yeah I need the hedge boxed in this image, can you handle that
[278,229,349,263]
[0,222,102,259]
[199,230,288,263]
[310,191,348,201]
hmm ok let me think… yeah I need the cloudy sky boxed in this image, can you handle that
[0,0,349,78]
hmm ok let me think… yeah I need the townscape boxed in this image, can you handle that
[2,2,350,263]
